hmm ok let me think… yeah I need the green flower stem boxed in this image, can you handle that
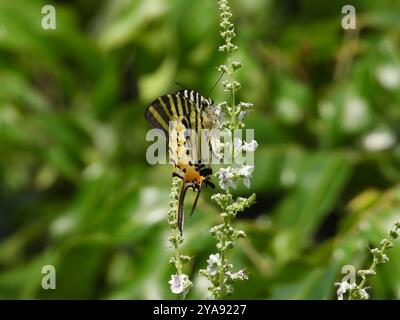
[217,212,230,299]
[348,222,400,300]
[351,243,387,299]
[219,250,225,294]
[168,176,187,299]
[173,231,183,276]
[219,1,237,289]
[201,194,255,299]
[228,56,237,130]
[198,0,256,300]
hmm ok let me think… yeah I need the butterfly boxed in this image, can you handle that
[145,89,216,235]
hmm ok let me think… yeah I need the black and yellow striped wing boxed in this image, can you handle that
[145,90,215,235]
[145,89,214,132]
[175,89,209,111]
[145,93,196,132]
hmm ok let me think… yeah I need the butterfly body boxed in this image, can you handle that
[145,89,215,234]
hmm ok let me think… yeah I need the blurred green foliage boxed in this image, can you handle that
[1,0,400,299]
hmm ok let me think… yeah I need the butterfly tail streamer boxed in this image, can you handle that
[189,186,202,217]
[178,182,191,235]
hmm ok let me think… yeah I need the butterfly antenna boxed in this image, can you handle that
[174,82,185,89]
[207,71,225,96]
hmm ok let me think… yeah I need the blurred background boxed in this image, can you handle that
[1,0,400,299]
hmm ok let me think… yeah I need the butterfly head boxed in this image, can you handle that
[201,96,214,109]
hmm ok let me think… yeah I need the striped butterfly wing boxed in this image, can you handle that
[175,89,204,110]
[145,92,203,164]
[175,89,216,131]
[172,90,216,220]
[145,90,216,168]
[145,92,202,131]
[145,90,214,235]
